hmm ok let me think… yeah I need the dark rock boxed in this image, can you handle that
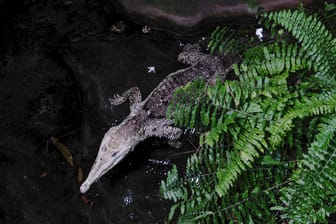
[109,0,315,33]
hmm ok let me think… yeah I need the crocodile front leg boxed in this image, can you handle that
[144,118,182,140]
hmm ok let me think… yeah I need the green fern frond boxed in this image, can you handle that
[261,9,336,77]
[275,115,336,223]
[268,92,336,147]
[215,128,267,197]
[320,2,336,35]
[162,143,292,223]
[244,0,259,9]
[167,79,206,129]
[242,43,309,71]
[160,165,187,202]
[207,26,249,56]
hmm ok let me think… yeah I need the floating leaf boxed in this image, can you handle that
[50,137,74,167]
[40,172,47,178]
[78,167,84,183]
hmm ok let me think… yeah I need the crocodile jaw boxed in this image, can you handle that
[80,126,140,194]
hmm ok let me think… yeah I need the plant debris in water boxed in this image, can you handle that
[50,136,74,167]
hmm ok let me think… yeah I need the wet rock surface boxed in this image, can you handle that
[108,0,315,33]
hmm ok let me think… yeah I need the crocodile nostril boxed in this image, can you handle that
[80,183,90,194]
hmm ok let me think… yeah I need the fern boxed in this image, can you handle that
[161,5,336,224]
[322,2,336,34]
[208,27,237,55]
[268,92,336,148]
[261,8,336,77]
[275,116,336,223]
[207,26,254,59]
[161,144,293,223]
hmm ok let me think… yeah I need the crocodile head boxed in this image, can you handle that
[80,122,142,193]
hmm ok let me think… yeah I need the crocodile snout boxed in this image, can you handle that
[80,182,90,194]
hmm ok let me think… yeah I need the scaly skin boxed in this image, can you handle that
[80,44,228,193]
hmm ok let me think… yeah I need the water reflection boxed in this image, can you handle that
[122,189,133,207]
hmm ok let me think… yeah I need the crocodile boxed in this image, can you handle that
[80,43,232,193]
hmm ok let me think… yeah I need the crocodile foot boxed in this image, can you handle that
[144,118,182,140]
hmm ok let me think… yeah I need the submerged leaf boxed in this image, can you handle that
[50,137,74,167]
[78,167,84,183]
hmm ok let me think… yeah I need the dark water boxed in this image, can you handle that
[0,27,197,223]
